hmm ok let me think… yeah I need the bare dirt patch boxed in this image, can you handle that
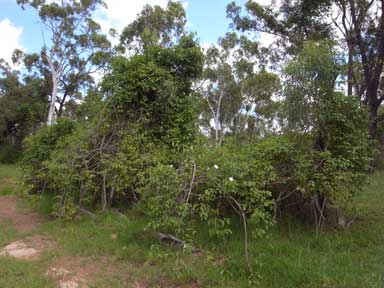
[47,256,128,288]
[0,195,42,233]
[0,235,55,260]
[0,241,38,259]
[47,256,97,284]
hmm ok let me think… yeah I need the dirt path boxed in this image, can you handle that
[0,195,188,288]
[0,195,54,261]
[0,196,81,287]
[0,196,130,288]
[0,195,41,233]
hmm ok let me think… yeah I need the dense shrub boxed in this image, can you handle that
[138,142,276,239]
[282,41,372,229]
[21,118,77,194]
[102,36,203,148]
[20,39,371,265]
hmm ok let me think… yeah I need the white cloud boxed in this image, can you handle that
[0,18,24,64]
[95,0,190,35]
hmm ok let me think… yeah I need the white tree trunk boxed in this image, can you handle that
[210,91,224,146]
[46,51,60,126]
[214,115,220,144]
[47,77,58,126]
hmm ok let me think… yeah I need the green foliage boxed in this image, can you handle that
[120,1,187,51]
[1,166,382,287]
[20,35,371,243]
[104,131,168,205]
[199,34,281,143]
[284,41,340,129]
[0,61,47,158]
[226,0,332,57]
[138,141,277,240]
[14,2,377,279]
[103,37,203,148]
[20,33,203,219]
[21,118,77,194]
[15,0,112,122]
[280,41,371,227]
[139,163,188,235]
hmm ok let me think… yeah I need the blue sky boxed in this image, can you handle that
[186,0,246,43]
[0,0,247,64]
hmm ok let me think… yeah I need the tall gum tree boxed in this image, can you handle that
[15,0,111,125]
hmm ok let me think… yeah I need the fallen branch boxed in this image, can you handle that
[156,232,185,246]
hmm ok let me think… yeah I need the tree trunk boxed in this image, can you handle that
[57,93,67,117]
[214,118,219,145]
[47,73,58,126]
[347,47,353,96]
[368,103,379,140]
[101,174,107,212]
[366,83,380,140]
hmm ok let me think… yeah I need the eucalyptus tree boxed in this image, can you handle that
[15,0,111,125]
[330,0,384,139]
[120,1,187,52]
[283,40,370,230]
[227,0,384,140]
[226,0,333,61]
[198,32,280,145]
[200,44,242,145]
[284,41,341,131]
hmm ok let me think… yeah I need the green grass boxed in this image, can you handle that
[0,258,54,288]
[202,172,384,288]
[0,164,20,195]
[34,172,384,287]
[0,222,17,247]
[0,164,20,179]
[0,164,55,288]
[0,164,383,287]
[37,211,239,287]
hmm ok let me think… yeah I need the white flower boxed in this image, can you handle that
[214,164,219,169]
[229,177,234,182]
[169,164,173,168]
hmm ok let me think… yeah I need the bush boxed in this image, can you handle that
[19,39,371,260]
[138,143,275,239]
[21,118,77,194]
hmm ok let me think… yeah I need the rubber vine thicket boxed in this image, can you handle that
[18,0,373,275]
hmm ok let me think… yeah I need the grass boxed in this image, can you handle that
[0,164,20,179]
[0,258,54,288]
[211,173,384,288]
[0,164,383,287]
[0,164,55,288]
[0,164,20,195]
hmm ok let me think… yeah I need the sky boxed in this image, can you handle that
[0,0,248,64]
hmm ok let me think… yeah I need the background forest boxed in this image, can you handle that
[0,0,383,287]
